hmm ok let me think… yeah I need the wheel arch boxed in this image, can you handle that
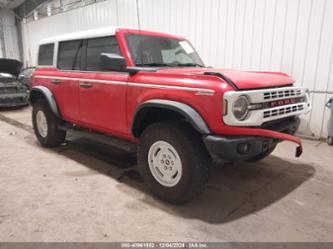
[29,86,61,119]
[131,99,210,137]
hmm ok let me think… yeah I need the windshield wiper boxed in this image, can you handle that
[136,62,205,68]
[172,63,205,67]
[136,63,171,67]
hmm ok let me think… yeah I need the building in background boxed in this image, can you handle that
[0,9,20,60]
[1,0,333,139]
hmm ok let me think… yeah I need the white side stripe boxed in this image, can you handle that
[34,76,215,95]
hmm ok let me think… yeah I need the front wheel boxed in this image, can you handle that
[138,122,211,204]
[32,99,66,147]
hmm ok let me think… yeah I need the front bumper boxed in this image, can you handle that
[204,117,301,162]
[0,93,29,108]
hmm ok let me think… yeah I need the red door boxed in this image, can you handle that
[78,36,129,138]
[78,72,128,137]
[50,71,81,123]
[50,39,84,123]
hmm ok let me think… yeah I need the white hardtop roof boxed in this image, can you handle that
[39,27,119,45]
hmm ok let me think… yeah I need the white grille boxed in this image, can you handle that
[263,104,305,119]
[223,86,311,126]
[263,88,303,100]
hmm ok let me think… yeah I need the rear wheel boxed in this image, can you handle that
[246,144,277,162]
[32,99,66,147]
[138,121,211,204]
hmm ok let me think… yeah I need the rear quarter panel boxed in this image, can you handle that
[32,68,81,123]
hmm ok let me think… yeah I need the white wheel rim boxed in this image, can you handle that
[36,110,48,138]
[148,141,182,187]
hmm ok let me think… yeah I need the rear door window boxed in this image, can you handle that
[38,43,54,66]
[86,36,121,71]
[58,40,83,70]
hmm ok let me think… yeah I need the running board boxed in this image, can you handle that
[59,125,137,153]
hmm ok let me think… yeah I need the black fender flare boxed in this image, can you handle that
[29,86,61,118]
[131,99,210,136]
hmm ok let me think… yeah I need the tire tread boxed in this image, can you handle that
[32,99,66,147]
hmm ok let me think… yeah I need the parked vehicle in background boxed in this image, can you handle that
[18,67,35,89]
[30,27,311,203]
[0,58,29,108]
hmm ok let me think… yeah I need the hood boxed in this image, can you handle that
[0,58,23,78]
[156,68,294,90]
[212,69,294,89]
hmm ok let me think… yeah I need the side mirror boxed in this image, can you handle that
[100,53,127,72]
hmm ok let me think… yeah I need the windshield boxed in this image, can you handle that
[125,34,204,67]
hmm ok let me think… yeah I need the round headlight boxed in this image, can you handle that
[233,95,249,121]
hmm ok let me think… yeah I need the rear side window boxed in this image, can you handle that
[38,43,54,66]
[58,40,83,70]
[86,36,121,71]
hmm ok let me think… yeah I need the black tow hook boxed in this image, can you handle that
[295,146,303,157]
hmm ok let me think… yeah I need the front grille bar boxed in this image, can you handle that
[263,104,305,119]
[263,88,303,100]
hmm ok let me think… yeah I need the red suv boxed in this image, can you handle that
[30,28,311,203]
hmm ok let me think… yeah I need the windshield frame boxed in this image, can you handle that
[123,32,205,68]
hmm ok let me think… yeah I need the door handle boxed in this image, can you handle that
[80,82,93,88]
[51,79,61,85]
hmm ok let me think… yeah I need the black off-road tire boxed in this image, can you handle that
[246,144,277,162]
[32,99,66,147]
[138,121,211,204]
